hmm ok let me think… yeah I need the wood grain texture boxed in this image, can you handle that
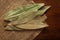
[0,0,42,40]
[33,0,60,40]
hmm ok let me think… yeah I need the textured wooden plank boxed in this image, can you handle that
[0,0,42,40]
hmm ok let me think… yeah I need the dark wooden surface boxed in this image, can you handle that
[33,0,60,40]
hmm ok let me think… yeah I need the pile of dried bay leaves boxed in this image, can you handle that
[4,2,51,30]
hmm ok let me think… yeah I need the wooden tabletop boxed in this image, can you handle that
[33,0,60,40]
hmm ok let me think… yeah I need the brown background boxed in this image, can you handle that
[33,0,60,40]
